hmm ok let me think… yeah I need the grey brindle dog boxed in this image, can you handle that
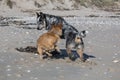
[36,12,88,62]
[36,12,78,38]
[66,30,88,61]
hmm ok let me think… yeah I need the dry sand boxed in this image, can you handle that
[0,8,120,80]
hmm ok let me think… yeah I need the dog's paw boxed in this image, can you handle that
[68,53,76,61]
[75,58,85,63]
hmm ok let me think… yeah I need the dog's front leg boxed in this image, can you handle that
[45,51,52,57]
[46,24,51,30]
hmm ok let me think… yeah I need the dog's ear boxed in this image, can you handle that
[40,12,43,15]
[80,30,88,38]
[39,12,45,18]
[36,12,39,18]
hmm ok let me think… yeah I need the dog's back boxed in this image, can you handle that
[37,32,59,50]
[37,23,62,53]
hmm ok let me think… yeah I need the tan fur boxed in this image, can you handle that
[37,24,62,60]
[77,48,84,61]
[75,37,81,43]
[75,37,84,61]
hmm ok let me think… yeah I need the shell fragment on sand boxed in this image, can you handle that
[112,59,119,63]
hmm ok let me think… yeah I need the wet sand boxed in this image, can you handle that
[0,10,120,80]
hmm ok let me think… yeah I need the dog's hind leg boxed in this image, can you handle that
[37,47,44,60]
[55,45,61,53]
[66,48,76,61]
[77,48,85,62]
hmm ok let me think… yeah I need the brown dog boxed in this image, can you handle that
[37,24,62,60]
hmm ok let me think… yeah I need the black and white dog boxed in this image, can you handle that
[36,12,88,61]
[36,12,78,38]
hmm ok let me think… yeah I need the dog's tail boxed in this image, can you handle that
[80,30,88,38]
[15,46,37,53]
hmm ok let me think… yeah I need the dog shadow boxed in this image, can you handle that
[59,49,96,60]
[15,46,95,60]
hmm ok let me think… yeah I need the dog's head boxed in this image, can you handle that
[75,30,88,43]
[36,12,46,30]
[50,23,63,36]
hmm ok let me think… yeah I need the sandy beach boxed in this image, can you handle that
[0,0,120,79]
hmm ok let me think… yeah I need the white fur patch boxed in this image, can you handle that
[78,45,82,49]
[85,30,89,34]
[81,30,89,36]
[81,32,84,36]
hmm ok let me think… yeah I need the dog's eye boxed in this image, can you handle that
[39,19,42,21]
